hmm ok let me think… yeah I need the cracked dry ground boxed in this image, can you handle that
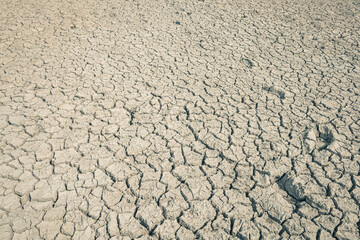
[0,0,359,239]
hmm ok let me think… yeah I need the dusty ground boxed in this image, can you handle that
[0,0,359,239]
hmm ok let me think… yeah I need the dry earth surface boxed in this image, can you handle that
[0,0,360,239]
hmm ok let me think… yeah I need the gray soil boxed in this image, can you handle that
[0,0,359,239]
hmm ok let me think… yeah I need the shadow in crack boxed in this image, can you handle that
[262,85,285,99]
[317,126,335,150]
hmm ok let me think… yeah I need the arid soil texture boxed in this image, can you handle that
[0,0,359,239]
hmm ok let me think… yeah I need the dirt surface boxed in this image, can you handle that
[1,0,360,239]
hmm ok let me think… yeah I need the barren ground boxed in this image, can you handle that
[0,0,360,239]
